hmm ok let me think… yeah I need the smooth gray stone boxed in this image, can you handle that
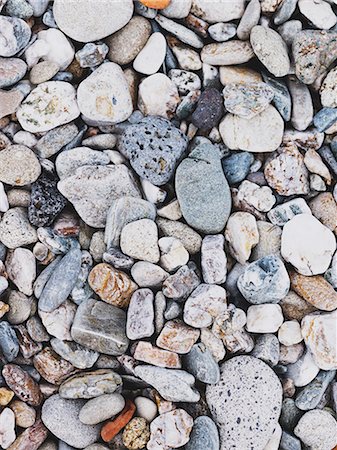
[0,321,19,362]
[37,227,73,254]
[35,124,79,159]
[221,152,254,185]
[183,343,220,385]
[164,300,182,320]
[295,370,336,410]
[102,247,134,270]
[318,146,337,177]
[56,147,110,180]
[252,334,280,366]
[50,339,99,370]
[176,144,231,233]
[162,262,200,301]
[134,365,200,402]
[263,74,291,121]
[33,256,62,299]
[0,57,27,88]
[274,0,298,25]
[39,248,82,312]
[41,394,100,448]
[313,107,337,132]
[185,416,220,450]
[104,197,156,248]
[280,398,303,431]
[58,442,75,450]
[237,255,290,304]
[71,298,129,356]
[280,431,301,450]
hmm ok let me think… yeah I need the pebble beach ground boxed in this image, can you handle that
[0,0,336,449]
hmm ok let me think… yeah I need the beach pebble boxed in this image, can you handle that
[298,0,337,30]
[7,247,36,296]
[131,262,168,288]
[208,23,237,42]
[134,397,157,422]
[251,334,280,366]
[9,400,36,428]
[51,339,99,370]
[162,0,192,18]
[122,417,150,450]
[158,237,189,272]
[294,410,337,450]
[126,288,154,340]
[157,218,202,254]
[39,300,76,340]
[278,321,303,346]
[191,0,245,22]
[237,180,276,212]
[56,148,109,180]
[133,341,181,368]
[246,304,284,333]
[295,369,336,411]
[162,263,200,300]
[0,145,41,187]
[121,219,159,264]
[0,408,15,449]
[320,67,337,108]
[191,88,224,130]
[0,57,27,88]
[185,416,219,450]
[286,349,320,387]
[157,319,200,354]
[201,234,227,284]
[0,207,37,249]
[133,33,166,75]
[183,343,220,384]
[201,40,254,65]
[225,212,259,264]
[0,16,31,57]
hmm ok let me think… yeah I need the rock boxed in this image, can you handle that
[58,165,141,228]
[191,0,245,22]
[0,408,16,449]
[133,341,181,369]
[38,249,82,312]
[7,249,34,299]
[0,88,23,120]
[267,198,311,226]
[59,370,122,400]
[6,419,48,450]
[219,66,262,85]
[157,200,182,221]
[138,73,180,119]
[264,145,309,196]
[246,304,284,333]
[32,28,74,71]
[309,192,337,232]
[169,68,201,94]
[220,105,284,153]
[280,290,316,321]
[206,356,282,450]
[288,77,313,131]
[175,144,231,233]
[0,321,19,361]
[122,417,150,450]
[0,57,26,88]
[157,319,200,355]
[2,363,43,406]
[100,399,136,443]
[320,67,337,108]
[251,221,282,261]
[201,41,253,65]
[71,298,129,356]
[17,82,80,133]
[119,116,188,186]
[33,347,77,385]
[237,180,276,212]
[88,263,137,308]
[126,289,154,340]
[278,320,302,347]
[75,43,108,69]
[183,343,220,384]
[313,107,337,132]
[35,124,79,159]
[131,262,168,288]
[162,263,200,300]
[208,23,237,42]
[184,284,227,328]
[41,394,100,448]
[301,310,337,370]
[133,33,166,75]
[51,339,98,370]
[185,416,219,450]
[191,88,224,130]
[39,300,77,340]
[295,370,336,410]
[158,237,187,273]
[223,82,274,119]
[298,0,336,30]
[222,152,254,186]
[106,16,151,66]
[0,387,14,406]
[56,148,109,181]
[237,255,290,304]
[201,235,227,284]
[0,145,41,187]
[157,218,202,254]
[162,0,191,18]
[250,26,290,77]
[120,219,160,263]
[237,0,260,40]
[224,212,259,264]
[293,30,337,84]
[287,349,320,387]
[29,61,59,84]
[251,334,280,366]
[154,14,203,49]
[147,409,193,449]
[0,208,37,249]
[294,410,337,450]
[53,0,133,42]
[0,16,31,57]
[281,214,336,276]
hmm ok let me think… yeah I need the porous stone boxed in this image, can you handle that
[122,417,150,450]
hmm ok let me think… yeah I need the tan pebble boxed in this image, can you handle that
[33,347,77,385]
[0,387,14,406]
[0,300,9,318]
[133,341,181,369]
[309,192,337,233]
[29,61,59,85]
[122,417,150,450]
[156,319,200,354]
[279,290,316,321]
[9,400,36,428]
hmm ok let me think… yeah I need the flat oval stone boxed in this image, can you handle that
[133,32,166,75]
[41,394,100,448]
[119,116,188,186]
[191,0,245,22]
[175,144,231,233]
[79,393,125,425]
[0,322,19,362]
[201,41,254,65]
[126,288,154,341]
[53,0,134,43]
[0,16,31,57]
[0,145,41,187]
[183,343,220,384]
[206,356,282,450]
[185,416,219,450]
[77,63,132,126]
[191,88,224,130]
[2,363,43,407]
[71,298,129,356]
[0,57,27,88]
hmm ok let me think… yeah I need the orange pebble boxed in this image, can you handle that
[101,399,136,442]
[140,0,171,9]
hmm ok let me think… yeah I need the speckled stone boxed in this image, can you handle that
[0,57,27,88]
[191,88,224,130]
[0,207,37,249]
[175,144,231,233]
[294,410,337,450]
[0,145,41,187]
[206,356,282,450]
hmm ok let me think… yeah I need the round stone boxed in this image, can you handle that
[119,116,188,186]
[53,0,134,42]
[120,219,160,264]
[206,356,282,450]
[246,304,284,333]
[281,214,336,276]
[0,145,41,187]
[0,16,31,57]
[0,57,27,88]
[294,410,337,450]
[79,394,125,425]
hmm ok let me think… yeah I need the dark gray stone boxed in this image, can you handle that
[191,88,224,131]
[222,152,254,185]
[263,74,291,121]
[185,416,220,450]
[183,343,220,384]
[280,431,301,450]
[251,334,280,366]
[0,321,19,362]
[280,399,303,431]
[295,370,336,410]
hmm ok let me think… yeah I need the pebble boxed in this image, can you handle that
[278,321,303,347]
[220,105,284,153]
[286,349,320,387]
[42,394,100,448]
[0,408,15,449]
[252,333,280,366]
[320,67,337,108]
[56,148,109,180]
[288,77,314,131]
[206,356,282,450]
[225,212,259,264]
[237,0,261,40]
[185,416,219,450]
[35,123,79,159]
[310,192,337,232]
[157,319,200,354]
[0,145,41,187]
[17,82,80,133]
[201,235,227,284]
[2,363,43,406]
[122,417,150,450]
[162,0,192,18]
[121,219,160,264]
[208,23,237,42]
[9,399,36,428]
[119,116,187,186]
[133,341,181,368]
[7,248,35,296]
[138,73,180,119]
[131,262,168,288]
[58,165,141,228]
[33,347,77,385]
[147,409,193,450]
[183,343,220,384]
[169,69,201,94]
[162,263,200,300]
[246,304,284,333]
[100,399,136,443]
[175,144,231,233]
[237,180,276,212]
[0,57,27,88]
[51,339,98,370]
[267,198,311,226]
[0,207,37,249]
[281,214,336,276]
[71,298,129,356]
[280,290,316,321]
[53,0,133,42]
[0,387,14,406]
[294,410,337,450]
[7,418,48,450]
[59,370,122,400]
[298,0,337,30]
[251,220,282,260]
[32,28,74,71]
[191,88,224,130]
[201,40,254,65]
[158,237,188,272]
[0,88,23,120]
[126,289,154,340]
[237,255,290,304]
[250,26,290,77]
[134,397,157,423]
[191,0,245,22]
[133,33,166,75]
[295,370,336,410]
[0,16,31,57]
[75,43,108,69]
[155,14,203,49]
[301,310,337,370]
[222,152,254,185]
[157,218,202,255]
[39,300,77,340]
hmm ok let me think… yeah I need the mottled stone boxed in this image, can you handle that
[2,364,43,406]
[0,145,41,187]
[126,289,154,340]
[122,417,150,450]
[121,219,160,264]
[51,339,98,370]
[162,263,200,300]
[191,88,224,130]
[267,198,311,226]
[294,410,337,450]
[252,334,280,366]
[0,16,31,57]
[157,319,200,354]
[201,235,227,284]
[33,347,77,385]
[201,40,253,65]
[34,124,79,159]
[225,212,259,264]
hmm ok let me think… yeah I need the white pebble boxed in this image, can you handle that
[246,304,284,333]
[278,321,303,346]
[134,396,158,422]
[133,33,167,75]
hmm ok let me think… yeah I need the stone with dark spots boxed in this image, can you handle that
[191,88,224,131]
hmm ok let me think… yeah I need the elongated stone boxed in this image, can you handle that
[0,321,19,362]
[134,365,200,402]
[2,364,43,406]
[201,235,227,285]
[33,347,77,385]
[7,419,48,450]
[133,341,181,369]
[51,339,98,370]
[71,298,129,356]
[295,370,336,410]
[39,248,82,312]
[183,343,220,384]
[126,289,154,340]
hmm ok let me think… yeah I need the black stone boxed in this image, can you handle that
[191,88,224,131]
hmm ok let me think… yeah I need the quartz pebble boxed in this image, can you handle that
[225,212,259,264]
[0,408,16,449]
[246,304,284,333]
[126,289,154,340]
[121,219,160,264]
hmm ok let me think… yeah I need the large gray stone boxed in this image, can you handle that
[175,144,231,233]
[185,416,220,450]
